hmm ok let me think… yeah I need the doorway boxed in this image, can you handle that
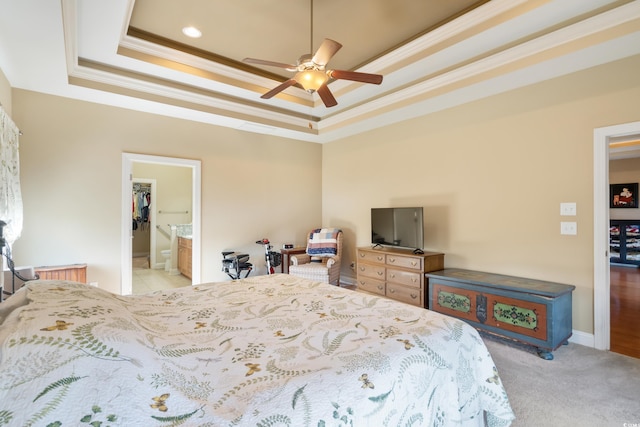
[593,120,640,351]
[121,153,201,295]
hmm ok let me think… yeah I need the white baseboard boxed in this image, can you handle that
[568,329,595,347]
[339,275,355,286]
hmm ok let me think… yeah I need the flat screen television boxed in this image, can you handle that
[371,207,424,252]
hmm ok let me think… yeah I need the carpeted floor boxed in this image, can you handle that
[484,335,640,427]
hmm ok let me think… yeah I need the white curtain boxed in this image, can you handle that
[0,105,23,247]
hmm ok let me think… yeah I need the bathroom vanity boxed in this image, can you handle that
[177,237,192,279]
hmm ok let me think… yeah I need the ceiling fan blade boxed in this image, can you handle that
[328,70,383,85]
[317,85,338,108]
[312,39,342,66]
[260,79,298,99]
[243,58,297,71]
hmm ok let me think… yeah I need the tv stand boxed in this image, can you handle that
[356,246,444,308]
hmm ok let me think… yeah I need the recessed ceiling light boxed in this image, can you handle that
[182,26,202,38]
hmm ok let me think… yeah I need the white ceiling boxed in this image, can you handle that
[1,0,639,143]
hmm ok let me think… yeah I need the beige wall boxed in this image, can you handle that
[7,53,640,337]
[610,158,640,221]
[323,54,640,335]
[12,91,322,293]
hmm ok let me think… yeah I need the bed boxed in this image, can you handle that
[0,274,514,426]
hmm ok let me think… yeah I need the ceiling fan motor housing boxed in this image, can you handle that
[297,54,323,71]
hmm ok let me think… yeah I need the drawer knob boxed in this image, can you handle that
[412,278,417,283]
[411,294,417,299]
[377,256,384,261]
[377,271,383,276]
[389,289,395,293]
[389,257,395,263]
[359,267,365,271]
[360,253,365,257]
[377,285,384,290]
[411,261,417,266]
[390,273,395,278]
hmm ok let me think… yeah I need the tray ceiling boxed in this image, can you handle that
[1,0,639,143]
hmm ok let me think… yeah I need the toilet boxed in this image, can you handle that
[161,249,171,272]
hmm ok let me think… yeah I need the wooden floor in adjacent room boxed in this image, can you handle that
[610,265,640,359]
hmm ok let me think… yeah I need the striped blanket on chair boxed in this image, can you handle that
[307,228,341,258]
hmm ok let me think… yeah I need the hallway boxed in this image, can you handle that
[610,265,640,359]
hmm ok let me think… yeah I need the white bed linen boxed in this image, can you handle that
[0,274,514,426]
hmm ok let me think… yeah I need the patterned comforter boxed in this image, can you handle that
[0,274,514,426]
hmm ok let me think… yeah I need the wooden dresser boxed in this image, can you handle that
[356,246,444,307]
[177,237,192,279]
[426,268,575,359]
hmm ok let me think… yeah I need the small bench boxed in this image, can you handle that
[426,268,575,360]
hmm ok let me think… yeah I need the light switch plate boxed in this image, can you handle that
[560,221,577,235]
[560,202,577,216]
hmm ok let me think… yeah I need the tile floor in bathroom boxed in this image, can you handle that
[132,256,192,295]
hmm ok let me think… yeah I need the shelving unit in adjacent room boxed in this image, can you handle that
[609,220,640,266]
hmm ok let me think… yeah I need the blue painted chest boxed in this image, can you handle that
[426,268,575,359]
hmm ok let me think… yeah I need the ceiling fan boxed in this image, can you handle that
[242,1,383,108]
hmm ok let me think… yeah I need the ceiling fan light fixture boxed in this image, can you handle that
[294,69,328,92]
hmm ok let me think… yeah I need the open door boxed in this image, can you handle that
[122,153,201,295]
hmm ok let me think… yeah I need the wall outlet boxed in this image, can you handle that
[560,202,577,216]
[89,281,98,287]
[560,222,577,235]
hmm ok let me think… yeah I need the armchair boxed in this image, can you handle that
[289,228,342,286]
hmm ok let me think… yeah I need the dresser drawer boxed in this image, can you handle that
[356,277,386,296]
[357,247,444,311]
[386,268,422,288]
[357,263,386,280]
[358,249,386,264]
[385,254,422,271]
[386,282,423,307]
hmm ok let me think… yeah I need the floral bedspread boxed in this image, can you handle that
[0,274,514,426]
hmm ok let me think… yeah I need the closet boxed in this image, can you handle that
[132,182,151,259]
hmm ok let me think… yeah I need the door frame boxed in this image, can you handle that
[593,120,640,350]
[121,153,201,295]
